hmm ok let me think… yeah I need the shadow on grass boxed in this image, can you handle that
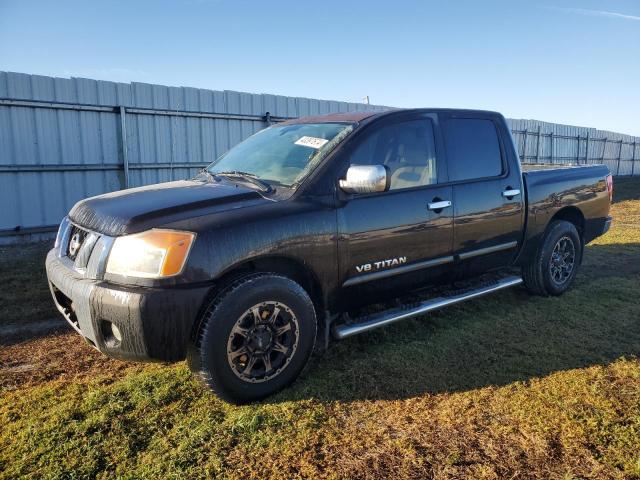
[612,176,640,202]
[272,242,640,403]
[0,241,57,335]
[1,318,71,347]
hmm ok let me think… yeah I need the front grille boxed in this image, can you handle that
[57,219,111,279]
[67,225,89,260]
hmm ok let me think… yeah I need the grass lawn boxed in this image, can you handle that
[1,178,640,479]
[0,241,57,327]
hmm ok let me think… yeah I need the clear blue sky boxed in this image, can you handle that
[1,0,638,135]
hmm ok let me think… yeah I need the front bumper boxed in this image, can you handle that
[46,249,210,362]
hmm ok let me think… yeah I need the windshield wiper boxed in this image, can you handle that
[197,169,215,181]
[212,170,273,193]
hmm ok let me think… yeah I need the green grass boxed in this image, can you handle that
[2,177,640,479]
[0,241,56,327]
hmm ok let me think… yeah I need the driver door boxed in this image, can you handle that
[336,112,454,304]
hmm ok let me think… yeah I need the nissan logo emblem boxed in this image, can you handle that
[68,232,82,257]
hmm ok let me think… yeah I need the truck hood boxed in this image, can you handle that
[68,179,268,236]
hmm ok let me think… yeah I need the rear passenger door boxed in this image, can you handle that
[441,113,525,274]
[337,112,454,302]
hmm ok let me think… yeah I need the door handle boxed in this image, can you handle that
[427,200,452,211]
[502,189,521,198]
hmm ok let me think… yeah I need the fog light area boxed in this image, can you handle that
[100,320,123,346]
[111,323,122,342]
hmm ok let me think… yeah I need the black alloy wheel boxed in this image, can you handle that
[226,301,299,383]
[187,274,317,403]
[549,235,576,286]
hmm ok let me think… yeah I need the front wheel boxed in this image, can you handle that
[522,220,583,296]
[187,274,317,403]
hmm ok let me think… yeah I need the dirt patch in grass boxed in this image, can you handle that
[0,330,146,391]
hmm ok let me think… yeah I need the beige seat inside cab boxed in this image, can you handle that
[379,126,436,189]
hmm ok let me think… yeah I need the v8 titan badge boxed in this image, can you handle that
[356,257,408,273]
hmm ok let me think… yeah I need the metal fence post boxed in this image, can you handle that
[521,129,527,162]
[584,132,590,165]
[550,131,554,164]
[616,139,623,176]
[632,141,637,177]
[576,135,580,164]
[536,125,541,163]
[119,106,130,189]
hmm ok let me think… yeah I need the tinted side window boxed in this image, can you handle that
[349,119,437,190]
[443,118,502,181]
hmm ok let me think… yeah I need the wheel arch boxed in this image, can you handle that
[211,255,326,320]
[521,207,584,297]
[548,206,585,240]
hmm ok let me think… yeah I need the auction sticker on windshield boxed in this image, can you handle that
[294,136,329,149]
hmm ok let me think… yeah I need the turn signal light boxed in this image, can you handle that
[606,174,613,204]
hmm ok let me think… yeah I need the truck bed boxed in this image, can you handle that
[517,162,611,264]
[521,163,594,172]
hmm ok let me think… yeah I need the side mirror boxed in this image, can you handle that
[339,165,389,194]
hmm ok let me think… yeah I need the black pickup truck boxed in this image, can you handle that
[46,109,613,402]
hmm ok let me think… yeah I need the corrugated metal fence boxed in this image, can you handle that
[1,71,638,242]
[507,119,639,178]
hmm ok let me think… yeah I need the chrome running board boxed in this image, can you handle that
[332,275,523,340]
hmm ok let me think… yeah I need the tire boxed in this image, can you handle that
[522,220,582,296]
[187,273,317,403]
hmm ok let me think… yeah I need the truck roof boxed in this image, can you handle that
[279,108,503,125]
[279,111,381,124]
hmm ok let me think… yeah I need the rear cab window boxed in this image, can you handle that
[442,118,503,182]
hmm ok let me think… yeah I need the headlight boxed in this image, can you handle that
[54,216,70,248]
[106,229,196,279]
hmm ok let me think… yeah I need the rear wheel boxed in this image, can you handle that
[188,274,317,403]
[522,220,582,296]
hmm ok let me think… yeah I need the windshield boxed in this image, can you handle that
[206,122,354,188]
